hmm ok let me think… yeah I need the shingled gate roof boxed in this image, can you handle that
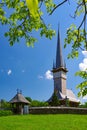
[9,93,30,104]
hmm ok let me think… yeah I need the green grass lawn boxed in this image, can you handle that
[0,114,87,130]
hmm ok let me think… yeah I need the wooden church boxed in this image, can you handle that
[48,28,79,107]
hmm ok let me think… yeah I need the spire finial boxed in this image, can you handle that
[17,89,19,94]
[56,25,64,68]
[20,90,22,94]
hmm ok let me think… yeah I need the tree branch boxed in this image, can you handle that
[49,0,68,15]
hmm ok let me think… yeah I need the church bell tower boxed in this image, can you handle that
[52,28,68,96]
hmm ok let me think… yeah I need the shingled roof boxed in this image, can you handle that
[9,92,30,104]
[59,89,79,103]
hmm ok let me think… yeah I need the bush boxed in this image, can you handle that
[0,99,11,109]
[0,110,13,117]
[79,102,87,108]
[50,92,60,106]
[31,100,49,107]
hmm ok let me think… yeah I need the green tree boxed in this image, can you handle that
[63,0,87,97]
[79,102,87,108]
[0,0,55,46]
[75,71,87,97]
[0,0,87,97]
[31,100,48,107]
[51,92,59,106]
[0,0,87,49]
[25,97,32,102]
[0,99,11,109]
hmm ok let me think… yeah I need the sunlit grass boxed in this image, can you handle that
[0,114,87,130]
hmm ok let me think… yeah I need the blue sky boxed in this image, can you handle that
[0,1,86,102]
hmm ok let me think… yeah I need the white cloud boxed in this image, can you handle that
[79,58,87,71]
[45,70,53,80]
[79,95,87,104]
[82,51,87,58]
[79,51,87,71]
[38,75,44,79]
[38,70,53,80]
[22,70,25,73]
[7,69,12,75]
[83,95,87,100]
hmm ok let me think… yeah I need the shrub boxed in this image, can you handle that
[31,100,49,107]
[0,99,11,108]
[50,92,60,106]
[79,102,87,108]
[0,110,13,117]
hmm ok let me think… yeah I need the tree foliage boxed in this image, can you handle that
[0,99,11,108]
[25,97,49,107]
[25,97,32,102]
[30,100,49,107]
[75,71,87,97]
[79,101,87,108]
[0,0,87,50]
[51,92,59,106]
[0,0,55,46]
[64,0,87,98]
[64,0,87,58]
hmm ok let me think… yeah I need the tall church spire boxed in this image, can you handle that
[56,27,64,69]
[52,26,68,96]
[48,26,79,107]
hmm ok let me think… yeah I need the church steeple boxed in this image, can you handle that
[52,26,68,96]
[56,27,64,69]
[48,26,79,106]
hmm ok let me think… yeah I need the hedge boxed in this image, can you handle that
[0,110,13,116]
